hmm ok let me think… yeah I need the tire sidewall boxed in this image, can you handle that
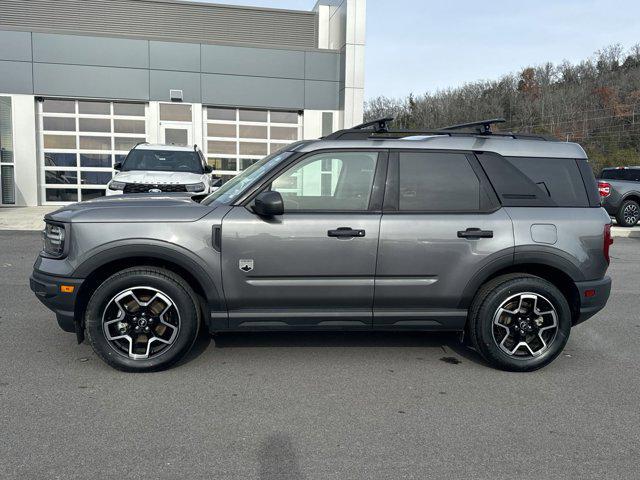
[85,270,199,372]
[617,200,640,227]
[476,278,571,371]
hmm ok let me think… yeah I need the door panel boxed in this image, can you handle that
[221,207,380,327]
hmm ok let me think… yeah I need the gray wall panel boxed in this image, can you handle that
[305,80,340,110]
[150,70,201,103]
[0,31,32,62]
[150,41,200,72]
[33,33,148,68]
[0,60,33,94]
[33,63,149,100]
[201,45,304,79]
[305,51,340,82]
[202,74,304,109]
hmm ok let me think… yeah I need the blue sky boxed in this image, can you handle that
[198,0,640,100]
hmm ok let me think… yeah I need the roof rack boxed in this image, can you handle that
[323,117,555,142]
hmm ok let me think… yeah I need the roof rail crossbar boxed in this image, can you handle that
[439,118,506,134]
[351,116,395,133]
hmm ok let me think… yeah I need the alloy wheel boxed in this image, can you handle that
[623,203,639,225]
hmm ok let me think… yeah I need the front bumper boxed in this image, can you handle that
[30,270,84,334]
[574,276,612,325]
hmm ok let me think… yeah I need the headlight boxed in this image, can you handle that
[108,181,126,191]
[42,222,66,258]
[186,182,206,192]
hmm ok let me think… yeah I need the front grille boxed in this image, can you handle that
[123,183,188,194]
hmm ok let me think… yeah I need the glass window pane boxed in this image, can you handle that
[271,152,378,211]
[44,135,76,149]
[239,142,268,156]
[115,154,126,164]
[45,170,78,185]
[207,107,236,121]
[271,111,298,124]
[1,165,15,204]
[46,188,78,202]
[115,137,145,151]
[114,119,145,134]
[81,172,112,185]
[208,141,236,155]
[45,153,77,167]
[79,136,111,150]
[81,189,106,201]
[269,143,289,154]
[79,118,111,133]
[207,123,236,138]
[160,103,192,122]
[43,117,76,132]
[207,157,237,170]
[239,125,267,139]
[270,126,298,141]
[43,99,75,114]
[399,152,480,211]
[0,97,13,164]
[113,103,145,116]
[80,153,111,168]
[78,101,110,115]
[239,109,267,122]
[240,158,260,169]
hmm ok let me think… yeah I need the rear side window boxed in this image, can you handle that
[398,152,480,211]
[505,157,589,207]
[601,168,640,181]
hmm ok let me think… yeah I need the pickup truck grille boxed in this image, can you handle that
[123,183,187,194]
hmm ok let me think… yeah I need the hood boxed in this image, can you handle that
[45,193,215,224]
[114,170,206,184]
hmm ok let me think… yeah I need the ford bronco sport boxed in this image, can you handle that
[30,118,612,372]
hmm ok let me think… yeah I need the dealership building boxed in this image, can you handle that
[0,0,366,206]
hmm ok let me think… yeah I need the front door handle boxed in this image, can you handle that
[457,228,494,239]
[328,227,366,238]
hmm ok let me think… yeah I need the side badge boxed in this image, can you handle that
[239,259,254,273]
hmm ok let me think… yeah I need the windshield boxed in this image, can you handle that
[201,151,294,205]
[122,149,204,174]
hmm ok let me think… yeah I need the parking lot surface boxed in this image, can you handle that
[1,231,639,480]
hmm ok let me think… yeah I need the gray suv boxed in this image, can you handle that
[30,118,613,372]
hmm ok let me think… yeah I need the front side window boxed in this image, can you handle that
[122,150,203,174]
[271,151,378,211]
[398,152,480,211]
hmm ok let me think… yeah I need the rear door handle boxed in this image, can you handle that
[328,227,366,238]
[457,228,493,239]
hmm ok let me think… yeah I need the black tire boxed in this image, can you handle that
[468,274,571,372]
[616,199,640,227]
[85,267,200,372]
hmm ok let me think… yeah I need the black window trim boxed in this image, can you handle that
[383,148,501,214]
[238,148,390,214]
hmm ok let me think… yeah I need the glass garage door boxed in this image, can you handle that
[204,107,301,183]
[38,99,148,204]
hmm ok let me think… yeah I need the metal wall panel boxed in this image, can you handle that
[0,30,32,62]
[305,51,341,82]
[0,0,318,49]
[150,41,200,72]
[305,80,340,110]
[202,74,304,109]
[150,70,201,103]
[33,33,149,69]
[0,60,33,94]
[201,44,305,79]
[33,63,149,100]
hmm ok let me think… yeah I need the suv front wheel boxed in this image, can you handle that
[85,267,200,372]
[468,274,571,372]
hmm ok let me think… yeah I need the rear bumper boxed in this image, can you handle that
[30,270,83,333]
[574,276,612,325]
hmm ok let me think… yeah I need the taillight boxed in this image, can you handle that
[598,181,611,197]
[603,223,613,264]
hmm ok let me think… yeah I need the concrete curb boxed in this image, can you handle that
[611,226,640,238]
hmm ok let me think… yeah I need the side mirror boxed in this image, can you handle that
[252,191,284,217]
[204,165,213,173]
[113,162,122,171]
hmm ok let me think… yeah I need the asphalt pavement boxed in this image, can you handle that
[0,231,639,480]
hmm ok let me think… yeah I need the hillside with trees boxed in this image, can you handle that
[364,45,640,174]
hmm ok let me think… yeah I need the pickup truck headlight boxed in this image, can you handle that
[186,182,206,192]
[108,181,126,191]
[42,222,66,258]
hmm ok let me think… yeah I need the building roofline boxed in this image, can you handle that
[129,0,317,15]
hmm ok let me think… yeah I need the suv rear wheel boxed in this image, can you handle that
[85,267,200,372]
[468,274,571,372]
[616,199,640,227]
